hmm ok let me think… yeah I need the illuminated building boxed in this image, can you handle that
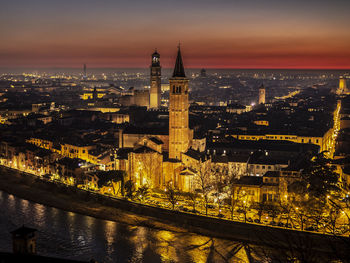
[83,63,87,79]
[169,46,190,160]
[258,84,266,104]
[338,76,349,95]
[232,170,301,203]
[149,49,161,108]
[81,92,106,100]
[229,129,333,153]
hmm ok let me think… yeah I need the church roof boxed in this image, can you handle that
[172,46,186,78]
[149,137,164,145]
[133,145,157,154]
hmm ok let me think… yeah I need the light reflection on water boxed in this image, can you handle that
[0,190,265,262]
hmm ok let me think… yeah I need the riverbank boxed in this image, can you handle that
[1,166,349,260]
[0,167,186,233]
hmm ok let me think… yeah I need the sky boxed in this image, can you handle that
[1,0,350,69]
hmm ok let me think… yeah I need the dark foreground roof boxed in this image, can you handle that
[11,226,37,237]
[0,252,91,263]
[234,176,263,186]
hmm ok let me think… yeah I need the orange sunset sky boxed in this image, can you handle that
[1,0,350,69]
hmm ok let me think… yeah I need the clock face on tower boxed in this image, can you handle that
[153,56,159,63]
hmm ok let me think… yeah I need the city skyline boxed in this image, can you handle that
[1,0,350,69]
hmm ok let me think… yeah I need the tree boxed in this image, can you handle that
[254,200,267,223]
[221,165,240,220]
[185,191,198,213]
[124,180,135,200]
[164,184,179,210]
[341,201,350,236]
[194,162,212,216]
[136,185,149,203]
[229,185,241,220]
[133,150,162,188]
[237,197,250,223]
[265,203,280,223]
[325,206,341,234]
[278,200,293,226]
[97,170,126,196]
[292,204,308,230]
[301,152,340,200]
[211,164,229,215]
[305,198,326,231]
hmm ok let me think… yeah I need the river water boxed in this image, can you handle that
[0,190,259,263]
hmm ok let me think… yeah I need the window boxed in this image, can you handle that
[262,166,265,169]
[263,194,267,201]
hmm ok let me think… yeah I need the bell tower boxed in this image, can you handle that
[339,77,348,94]
[259,84,266,104]
[169,46,190,160]
[150,49,161,108]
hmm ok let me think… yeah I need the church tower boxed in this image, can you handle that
[169,46,190,160]
[339,77,348,94]
[258,84,266,104]
[150,50,161,108]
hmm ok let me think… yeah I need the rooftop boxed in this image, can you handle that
[10,226,37,237]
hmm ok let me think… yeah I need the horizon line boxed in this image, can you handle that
[1,66,350,71]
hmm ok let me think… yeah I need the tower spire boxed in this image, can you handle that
[172,45,186,78]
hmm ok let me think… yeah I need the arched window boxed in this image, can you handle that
[172,86,175,93]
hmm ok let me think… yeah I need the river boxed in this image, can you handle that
[0,190,260,263]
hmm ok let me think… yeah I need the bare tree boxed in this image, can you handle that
[278,200,293,226]
[194,162,212,216]
[325,206,341,234]
[221,166,240,220]
[164,184,179,210]
[133,150,162,188]
[265,203,280,223]
[292,204,308,230]
[211,164,229,215]
[185,191,199,213]
[236,192,250,222]
[254,200,267,223]
[229,186,241,220]
[306,199,326,231]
